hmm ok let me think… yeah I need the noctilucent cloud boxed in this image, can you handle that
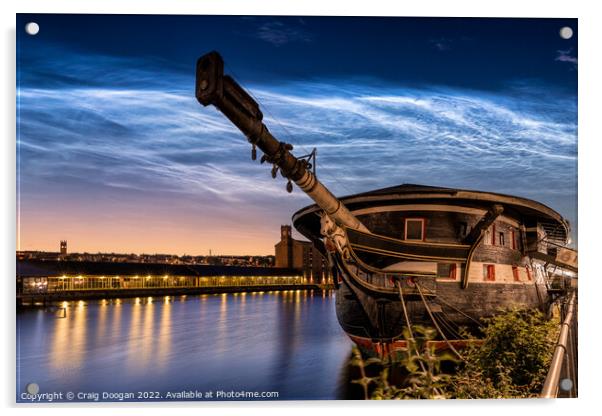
[17,15,577,255]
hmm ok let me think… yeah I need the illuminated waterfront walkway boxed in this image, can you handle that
[17,260,333,305]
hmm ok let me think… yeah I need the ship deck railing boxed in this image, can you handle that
[540,290,578,398]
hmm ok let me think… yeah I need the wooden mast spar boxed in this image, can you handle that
[195,51,368,234]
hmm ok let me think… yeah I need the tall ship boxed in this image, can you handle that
[194,52,577,355]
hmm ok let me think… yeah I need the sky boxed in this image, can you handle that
[16,14,578,255]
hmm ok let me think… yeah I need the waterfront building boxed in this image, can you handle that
[275,225,330,283]
[16,260,311,304]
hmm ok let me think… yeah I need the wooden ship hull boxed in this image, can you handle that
[292,184,575,354]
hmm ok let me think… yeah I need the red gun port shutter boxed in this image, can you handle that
[449,264,457,280]
[512,266,520,281]
[483,264,496,281]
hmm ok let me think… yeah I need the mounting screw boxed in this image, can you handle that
[559,27,573,40]
[26,383,39,394]
[560,378,573,391]
[25,22,39,36]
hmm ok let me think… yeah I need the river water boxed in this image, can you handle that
[16,290,356,402]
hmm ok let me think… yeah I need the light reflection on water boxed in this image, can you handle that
[17,290,353,401]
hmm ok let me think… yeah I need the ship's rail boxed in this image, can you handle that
[342,261,437,298]
[540,290,578,398]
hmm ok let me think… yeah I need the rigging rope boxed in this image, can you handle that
[415,281,464,361]
[418,284,482,328]
[433,312,462,340]
[396,281,430,376]
[397,280,440,394]
[396,280,415,342]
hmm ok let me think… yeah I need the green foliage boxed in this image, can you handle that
[449,308,558,399]
[351,326,457,399]
[351,308,558,400]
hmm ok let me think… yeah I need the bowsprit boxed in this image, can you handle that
[194,51,577,357]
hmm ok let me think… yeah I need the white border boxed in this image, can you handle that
[3,1,600,415]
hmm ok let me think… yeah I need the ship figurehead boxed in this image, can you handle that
[320,213,350,259]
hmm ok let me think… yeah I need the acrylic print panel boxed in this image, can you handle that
[16,14,578,402]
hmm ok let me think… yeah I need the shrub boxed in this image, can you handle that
[449,308,558,398]
[351,308,558,399]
